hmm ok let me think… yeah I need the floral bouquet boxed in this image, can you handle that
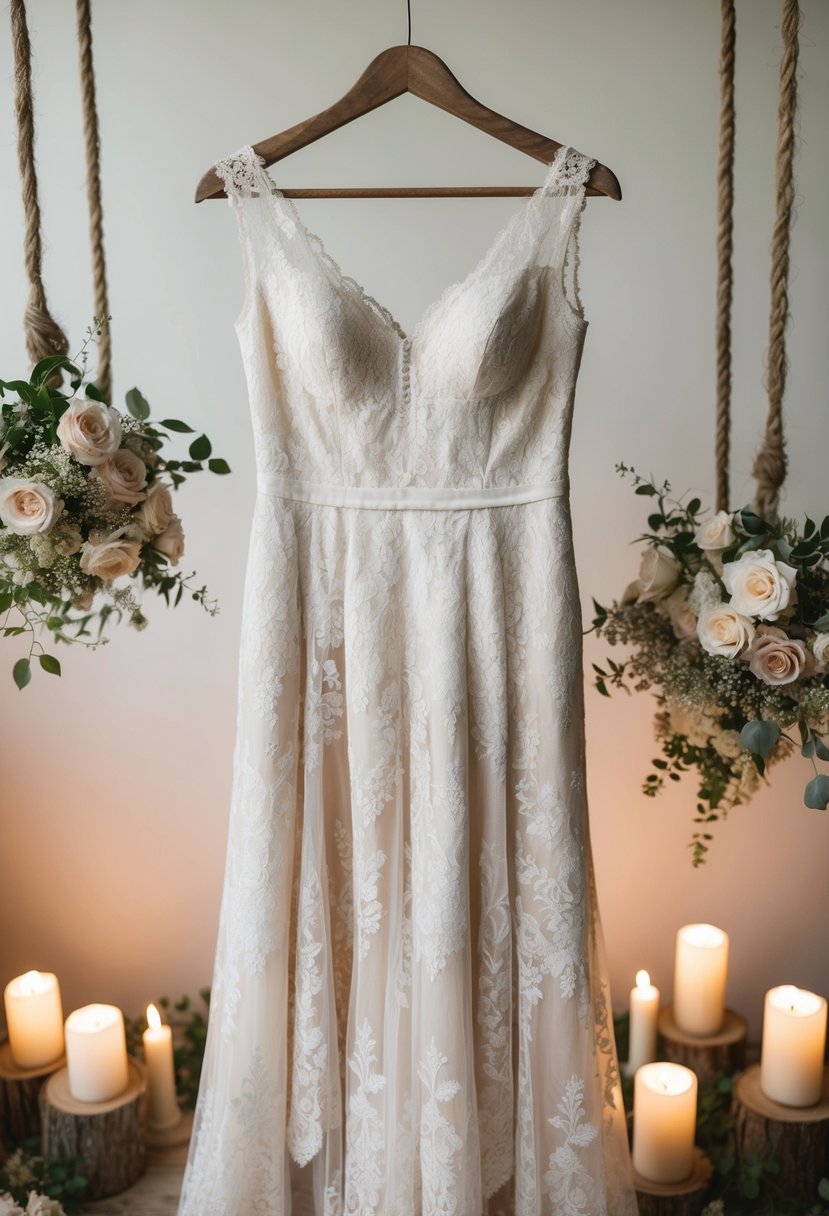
[0,319,229,688]
[591,465,829,864]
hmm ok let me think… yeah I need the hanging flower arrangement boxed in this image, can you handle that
[591,466,829,864]
[0,318,230,689]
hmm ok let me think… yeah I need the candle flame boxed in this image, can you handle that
[20,970,49,995]
[635,970,651,989]
[147,1003,162,1031]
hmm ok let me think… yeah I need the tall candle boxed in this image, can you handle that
[673,923,729,1036]
[627,970,660,1075]
[143,1004,180,1130]
[760,985,828,1107]
[65,1004,129,1103]
[633,1062,698,1184]
[3,970,64,1069]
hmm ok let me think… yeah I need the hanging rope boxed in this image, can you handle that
[752,0,800,523]
[714,0,736,512]
[76,0,112,401]
[10,0,71,382]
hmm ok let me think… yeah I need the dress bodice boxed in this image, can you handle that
[214,143,594,492]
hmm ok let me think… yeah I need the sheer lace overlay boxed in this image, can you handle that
[178,142,637,1215]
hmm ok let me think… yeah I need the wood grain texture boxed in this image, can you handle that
[657,1005,748,1088]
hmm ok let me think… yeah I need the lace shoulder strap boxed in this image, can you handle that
[543,145,596,198]
[214,144,267,202]
[535,146,596,321]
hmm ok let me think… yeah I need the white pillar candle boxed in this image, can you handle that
[65,1004,129,1103]
[143,1004,180,1130]
[760,985,828,1107]
[633,1062,698,1184]
[673,923,729,1036]
[627,970,660,1075]
[3,970,64,1069]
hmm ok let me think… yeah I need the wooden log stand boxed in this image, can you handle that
[734,1063,829,1207]
[633,1147,714,1216]
[0,1038,66,1149]
[40,1058,147,1199]
[658,1005,748,1087]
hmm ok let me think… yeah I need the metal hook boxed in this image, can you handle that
[406,0,412,46]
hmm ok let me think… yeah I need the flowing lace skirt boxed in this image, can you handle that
[177,489,637,1216]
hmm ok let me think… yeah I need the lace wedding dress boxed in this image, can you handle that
[177,142,638,1216]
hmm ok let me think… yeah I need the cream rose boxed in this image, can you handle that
[712,729,744,759]
[94,448,148,505]
[0,478,63,536]
[697,604,755,658]
[664,587,697,641]
[743,625,815,686]
[153,514,184,565]
[632,546,680,603]
[812,632,829,671]
[694,510,735,551]
[79,529,142,581]
[722,549,797,620]
[134,479,174,537]
[56,398,122,466]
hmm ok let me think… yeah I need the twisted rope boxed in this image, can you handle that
[76,0,112,401]
[715,0,736,512]
[10,0,71,384]
[752,0,800,522]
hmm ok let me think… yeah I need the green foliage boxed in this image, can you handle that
[0,1141,88,1212]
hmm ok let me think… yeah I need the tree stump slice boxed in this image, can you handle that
[40,1058,147,1199]
[0,1037,66,1149]
[658,1005,748,1087]
[733,1063,829,1206]
[633,1147,713,1216]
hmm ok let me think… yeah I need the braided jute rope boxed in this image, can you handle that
[10,0,71,384]
[714,0,736,513]
[76,0,112,401]
[752,0,800,523]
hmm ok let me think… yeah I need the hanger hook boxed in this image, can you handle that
[406,0,412,46]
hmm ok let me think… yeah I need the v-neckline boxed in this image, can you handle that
[241,142,575,347]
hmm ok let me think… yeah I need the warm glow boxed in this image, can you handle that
[147,1003,162,1031]
[769,984,825,1017]
[636,970,652,989]
[17,970,51,996]
[639,1063,694,1097]
[680,923,727,949]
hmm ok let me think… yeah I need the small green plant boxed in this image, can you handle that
[0,1140,87,1213]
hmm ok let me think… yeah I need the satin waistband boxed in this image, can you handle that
[256,472,570,511]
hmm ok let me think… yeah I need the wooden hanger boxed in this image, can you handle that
[195,44,621,203]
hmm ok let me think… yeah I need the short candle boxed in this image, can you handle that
[3,970,64,1069]
[673,923,729,1037]
[627,970,660,1075]
[143,1003,181,1130]
[633,1062,698,1184]
[760,985,828,1107]
[65,1004,129,1103]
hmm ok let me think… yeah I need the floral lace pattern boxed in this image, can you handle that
[177,142,638,1215]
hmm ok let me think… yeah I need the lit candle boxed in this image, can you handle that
[673,923,729,1036]
[627,970,660,1075]
[760,985,828,1107]
[64,1004,129,1103]
[143,1004,181,1130]
[633,1062,698,1184]
[3,970,64,1069]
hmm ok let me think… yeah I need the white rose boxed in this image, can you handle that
[664,587,697,640]
[0,478,63,536]
[722,549,797,621]
[743,625,815,686]
[633,547,681,603]
[134,480,174,537]
[697,604,756,658]
[153,514,184,565]
[79,529,142,581]
[812,633,829,672]
[694,510,735,551]
[25,1196,66,1216]
[93,448,148,505]
[56,398,122,466]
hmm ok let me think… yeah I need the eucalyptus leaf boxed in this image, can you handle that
[804,774,829,810]
[802,737,816,759]
[739,507,769,536]
[740,719,781,759]
[815,737,829,762]
[125,387,151,421]
[84,381,106,403]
